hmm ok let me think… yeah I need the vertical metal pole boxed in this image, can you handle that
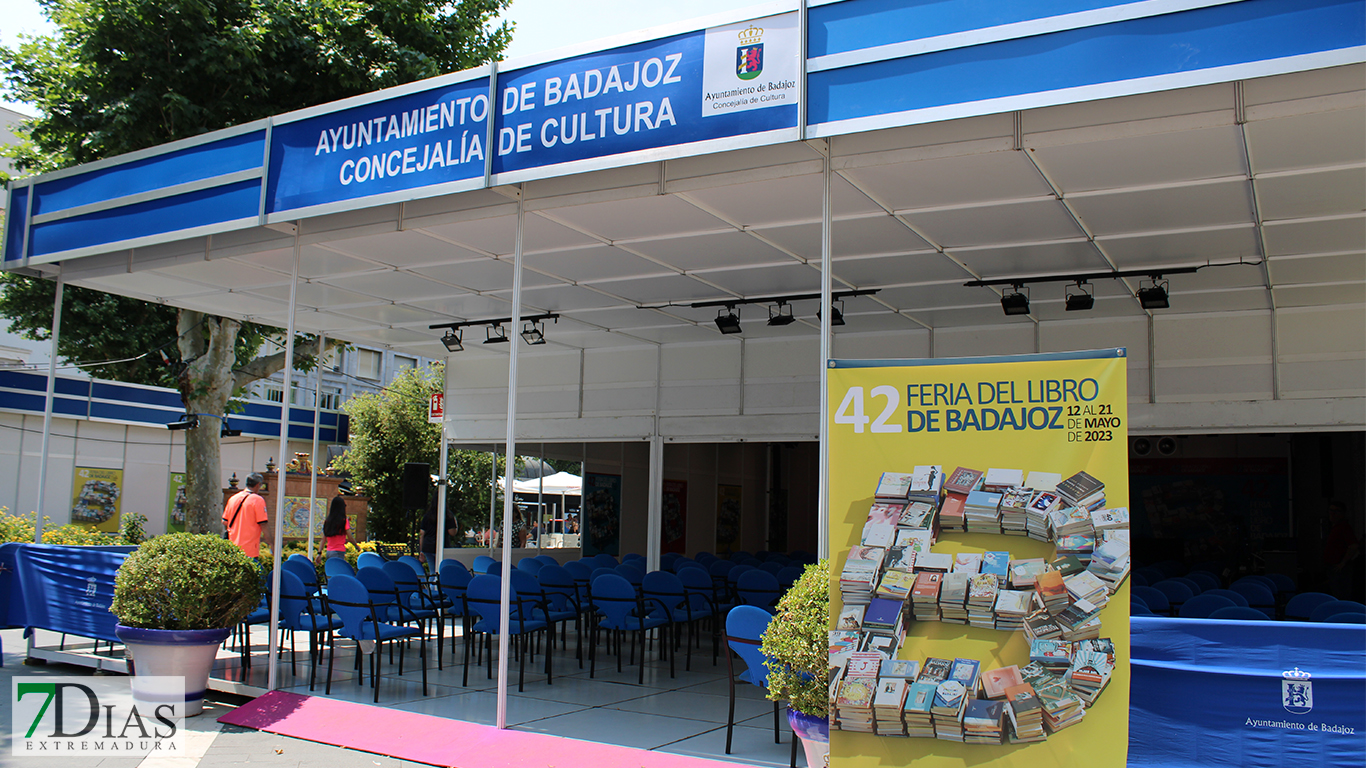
[436,416,449,565]
[307,332,326,560]
[536,443,544,555]
[34,270,64,541]
[497,190,526,730]
[647,436,663,572]
[267,223,302,691]
[489,446,497,552]
[817,146,832,561]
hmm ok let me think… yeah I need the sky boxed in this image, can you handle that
[0,0,752,113]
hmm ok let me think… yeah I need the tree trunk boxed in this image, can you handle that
[179,312,239,534]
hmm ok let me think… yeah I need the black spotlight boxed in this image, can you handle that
[817,299,846,326]
[166,415,198,431]
[521,320,546,345]
[1157,436,1178,455]
[220,420,242,438]
[1137,278,1170,310]
[1000,286,1030,316]
[1132,437,1152,456]
[484,324,509,344]
[767,301,796,326]
[715,306,741,334]
[1065,282,1095,312]
[441,329,464,352]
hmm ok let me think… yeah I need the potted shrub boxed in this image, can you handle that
[111,533,262,715]
[761,560,830,767]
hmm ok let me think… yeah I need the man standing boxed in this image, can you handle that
[222,473,269,558]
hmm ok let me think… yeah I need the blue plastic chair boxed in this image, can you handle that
[1132,586,1171,616]
[564,559,593,601]
[398,555,427,578]
[1171,576,1203,595]
[283,557,322,597]
[1152,580,1195,611]
[1185,571,1220,593]
[1325,612,1366,624]
[486,560,503,576]
[1178,593,1236,619]
[534,554,559,568]
[324,558,355,580]
[1131,602,1154,616]
[517,557,544,575]
[357,551,384,571]
[472,555,496,574]
[615,563,645,595]
[736,569,782,612]
[437,561,473,663]
[1233,575,1276,592]
[1131,595,1149,612]
[463,575,552,691]
[593,553,618,569]
[538,564,587,667]
[694,551,718,565]
[277,570,342,689]
[678,564,726,666]
[1131,572,1149,588]
[323,574,427,702]
[1135,566,1166,585]
[724,605,785,755]
[590,573,669,684]
[1229,582,1277,619]
[381,561,445,667]
[1208,606,1273,621]
[776,565,803,591]
[643,570,708,672]
[1285,592,1336,621]
[1201,588,1248,607]
[1311,600,1366,622]
[1266,573,1296,595]
[757,561,784,576]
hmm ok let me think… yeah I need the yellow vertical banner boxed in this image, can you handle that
[827,349,1129,768]
[70,467,124,533]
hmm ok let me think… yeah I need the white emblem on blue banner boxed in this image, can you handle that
[1281,667,1313,715]
[701,13,799,118]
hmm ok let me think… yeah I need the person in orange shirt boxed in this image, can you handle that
[222,473,269,558]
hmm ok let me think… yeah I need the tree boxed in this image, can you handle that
[0,0,512,532]
[335,362,508,543]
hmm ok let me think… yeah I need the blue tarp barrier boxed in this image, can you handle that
[1130,615,1365,767]
[2,543,133,643]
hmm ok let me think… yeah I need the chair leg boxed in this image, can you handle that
[324,633,336,695]
[462,629,471,687]
[790,722,799,768]
[372,642,380,703]
[420,633,428,696]
[773,700,780,743]
[725,665,736,754]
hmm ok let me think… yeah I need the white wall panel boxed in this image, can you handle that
[1039,317,1150,402]
[73,421,126,465]
[1277,305,1366,399]
[833,329,932,361]
[661,342,741,417]
[1154,311,1274,401]
[932,324,1035,358]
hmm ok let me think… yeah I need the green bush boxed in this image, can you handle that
[120,512,148,545]
[111,533,263,630]
[42,523,119,546]
[760,560,830,719]
[0,507,37,543]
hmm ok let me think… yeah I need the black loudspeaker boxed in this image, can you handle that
[335,413,350,444]
[403,462,430,510]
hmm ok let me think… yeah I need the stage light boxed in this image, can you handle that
[521,320,546,345]
[715,306,742,334]
[1065,282,1095,312]
[166,415,198,431]
[220,422,242,437]
[1137,279,1170,309]
[767,301,796,326]
[441,329,464,352]
[1000,287,1030,316]
[484,324,510,344]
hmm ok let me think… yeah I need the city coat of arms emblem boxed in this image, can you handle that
[1282,668,1313,714]
[736,25,763,80]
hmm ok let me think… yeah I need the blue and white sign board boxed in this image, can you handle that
[491,12,800,183]
[266,70,492,220]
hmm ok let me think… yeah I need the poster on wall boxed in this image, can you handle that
[827,349,1130,768]
[582,473,621,557]
[662,480,688,555]
[70,467,123,533]
[715,483,742,555]
[281,496,328,540]
[166,472,187,533]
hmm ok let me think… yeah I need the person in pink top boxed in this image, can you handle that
[323,495,353,558]
[222,473,268,558]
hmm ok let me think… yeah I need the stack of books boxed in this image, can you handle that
[885,545,918,573]
[1025,490,1060,541]
[898,501,937,536]
[982,551,1011,581]
[916,552,953,573]
[944,466,984,497]
[1057,470,1105,511]
[861,501,903,548]
[1064,570,1109,608]
[998,487,1033,535]
[938,492,967,533]
[1049,554,1085,578]
[1008,557,1048,589]
[840,546,884,606]
[1051,505,1094,540]
[1090,506,1129,535]
[967,574,1000,629]
[952,552,983,574]
[874,472,916,502]
[1029,638,1074,674]
[876,568,917,602]
[949,657,982,692]
[993,590,1031,631]
[862,598,905,637]
[1088,538,1132,593]
[902,681,937,737]
[906,465,944,507]
[1024,471,1061,494]
[939,572,970,624]
[1023,610,1063,641]
[982,467,1024,493]
[964,490,1003,533]
[961,698,1007,744]
[883,658,921,680]
[1068,638,1116,705]
[1054,532,1096,564]
[1034,569,1070,614]
[1056,598,1104,641]
[1021,661,1086,733]
[835,676,877,733]
[980,665,1025,699]
[836,605,864,632]
[873,677,909,736]
[930,680,968,741]
[911,571,943,620]
[896,529,933,557]
[1004,683,1046,743]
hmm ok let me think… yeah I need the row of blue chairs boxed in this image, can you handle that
[1133,586,1366,623]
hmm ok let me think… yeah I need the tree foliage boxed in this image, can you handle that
[335,362,508,543]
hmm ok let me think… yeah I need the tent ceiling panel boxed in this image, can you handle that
[875,283,1003,311]
[692,261,820,298]
[950,240,1108,279]
[1025,125,1246,195]
[252,282,383,309]
[1241,64,1365,105]
[83,271,224,302]
[901,305,1033,329]
[1068,180,1255,237]
[1152,286,1270,314]
[841,150,1052,212]
[1098,226,1260,268]
[323,270,458,302]
[1262,216,1366,257]
[407,293,514,320]
[153,258,292,291]
[606,231,792,273]
[678,172,880,228]
[332,302,449,327]
[334,327,434,346]
[418,214,517,256]
[830,112,1015,159]
[520,213,606,252]
[614,325,727,344]
[1022,82,1233,135]
[581,272,735,305]
[229,245,379,279]
[332,230,493,268]
[288,310,382,333]
[831,251,970,287]
[1154,264,1266,293]
[1244,106,1366,173]
[506,283,630,313]
[1272,283,1366,309]
[665,140,822,183]
[901,199,1085,249]
[751,216,933,261]
[1022,294,1141,322]
[179,292,286,318]
[548,194,730,243]
[829,310,921,333]
[1255,167,1366,221]
[408,257,518,292]
[1268,253,1366,286]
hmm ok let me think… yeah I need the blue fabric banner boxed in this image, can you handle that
[11,544,133,643]
[1130,616,1365,767]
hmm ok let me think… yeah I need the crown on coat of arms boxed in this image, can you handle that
[1281,667,1311,681]
[737,25,763,45]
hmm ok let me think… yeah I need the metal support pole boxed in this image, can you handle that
[817,146,832,560]
[34,270,64,541]
[436,415,448,565]
[267,223,302,691]
[496,190,526,730]
[647,436,663,572]
[307,332,326,560]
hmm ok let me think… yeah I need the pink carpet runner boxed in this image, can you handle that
[218,690,753,768]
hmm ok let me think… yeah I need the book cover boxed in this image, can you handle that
[944,466,984,496]
[896,529,933,554]
[1057,470,1104,500]
[981,551,1011,577]
[1028,490,1061,514]
[940,493,967,519]
[912,571,943,597]
[875,472,916,499]
[1049,554,1085,576]
[932,680,967,711]
[899,501,935,529]
[866,501,905,526]
[836,605,865,631]
[918,657,953,684]
[836,677,877,707]
[949,658,982,690]
[905,682,937,713]
[983,467,1024,489]
[1034,570,1066,600]
[829,630,859,655]
[981,665,1024,699]
[877,569,917,600]
[952,552,984,573]
[1024,471,1062,491]
[907,465,943,496]
[846,652,883,677]
[884,659,922,679]
[965,489,1003,510]
[863,598,904,628]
